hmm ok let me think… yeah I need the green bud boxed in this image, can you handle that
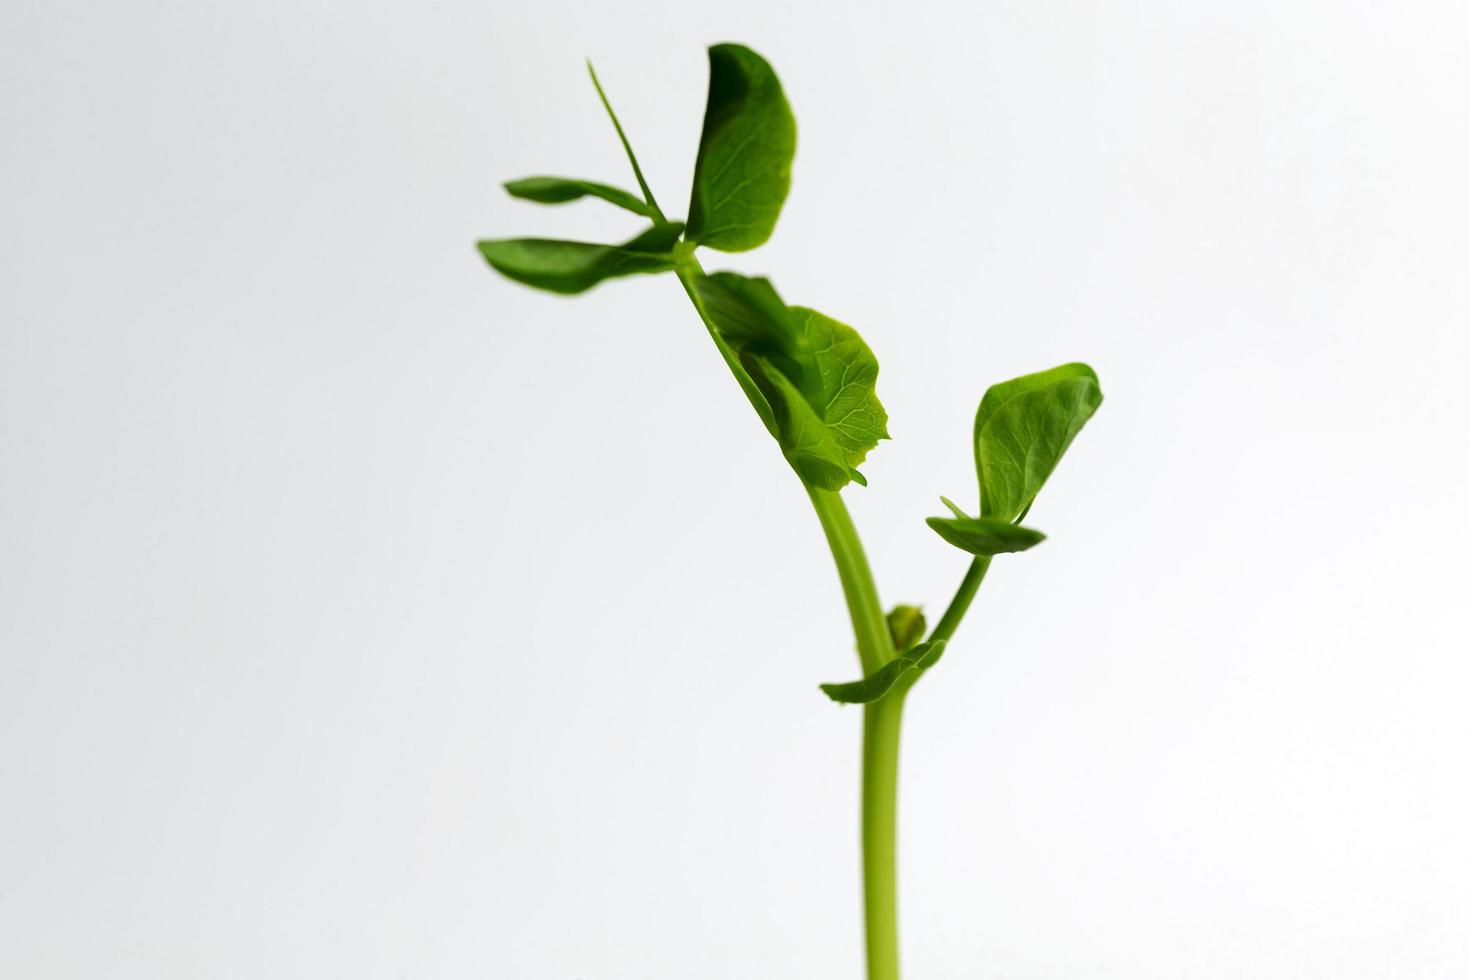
[885,605,926,652]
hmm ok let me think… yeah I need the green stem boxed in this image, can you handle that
[806,487,904,980]
[805,487,895,675]
[862,693,905,980]
[928,557,991,645]
[674,262,903,980]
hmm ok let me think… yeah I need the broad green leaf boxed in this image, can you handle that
[927,516,1046,556]
[886,605,926,652]
[800,306,889,468]
[974,363,1103,522]
[694,272,888,489]
[820,640,946,704]
[685,44,797,252]
[503,176,656,217]
[477,222,683,295]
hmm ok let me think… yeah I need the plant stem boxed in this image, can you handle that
[929,556,991,645]
[852,557,994,980]
[862,692,905,980]
[674,264,904,980]
[805,487,905,980]
[805,487,895,675]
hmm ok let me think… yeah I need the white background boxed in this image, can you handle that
[3,1,1468,978]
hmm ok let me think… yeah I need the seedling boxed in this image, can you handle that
[478,44,1103,980]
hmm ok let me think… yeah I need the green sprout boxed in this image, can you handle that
[478,43,1103,980]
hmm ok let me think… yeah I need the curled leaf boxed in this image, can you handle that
[477,222,684,295]
[820,640,946,704]
[694,272,888,489]
[685,44,797,252]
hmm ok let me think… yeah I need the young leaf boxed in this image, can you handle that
[685,44,797,252]
[694,272,888,489]
[820,640,947,704]
[927,516,1046,556]
[802,307,889,468]
[503,176,656,218]
[974,363,1103,522]
[477,222,684,295]
[886,605,926,652]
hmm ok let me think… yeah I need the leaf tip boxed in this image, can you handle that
[938,496,970,519]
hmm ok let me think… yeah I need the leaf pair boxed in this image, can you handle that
[929,363,1102,555]
[479,162,681,296]
[478,44,797,296]
[692,273,888,490]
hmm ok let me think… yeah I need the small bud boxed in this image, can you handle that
[885,605,926,652]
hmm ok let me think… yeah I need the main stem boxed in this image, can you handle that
[808,487,904,980]
[861,693,905,980]
[675,261,906,980]
[805,488,892,675]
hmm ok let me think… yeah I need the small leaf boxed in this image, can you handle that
[685,44,797,252]
[694,272,888,489]
[927,516,1046,556]
[503,176,656,217]
[886,605,926,652]
[974,363,1103,522]
[477,222,684,295]
[820,640,947,704]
